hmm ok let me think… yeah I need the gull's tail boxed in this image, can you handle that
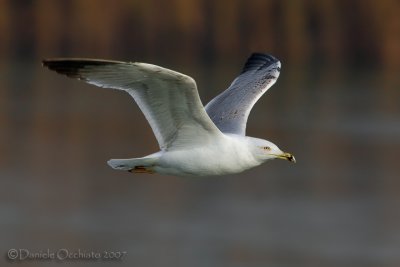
[107,155,159,174]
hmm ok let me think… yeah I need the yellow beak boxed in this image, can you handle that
[275,152,296,163]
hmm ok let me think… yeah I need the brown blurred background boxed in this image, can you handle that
[1,1,400,267]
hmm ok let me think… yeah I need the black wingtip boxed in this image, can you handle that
[42,59,84,78]
[241,53,280,74]
[42,58,121,79]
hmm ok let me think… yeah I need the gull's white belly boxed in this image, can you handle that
[155,136,261,176]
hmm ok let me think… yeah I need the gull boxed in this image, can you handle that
[42,53,295,176]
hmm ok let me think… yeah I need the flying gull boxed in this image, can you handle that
[42,53,295,176]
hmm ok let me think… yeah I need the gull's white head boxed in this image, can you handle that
[249,138,296,163]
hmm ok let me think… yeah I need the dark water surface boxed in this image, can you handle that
[1,63,399,266]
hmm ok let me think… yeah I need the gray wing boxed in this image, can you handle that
[205,53,281,136]
[43,58,223,150]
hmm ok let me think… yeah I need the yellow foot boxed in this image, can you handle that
[129,166,154,174]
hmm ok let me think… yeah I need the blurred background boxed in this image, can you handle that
[1,0,400,266]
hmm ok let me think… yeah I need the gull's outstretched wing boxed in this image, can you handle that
[205,53,281,136]
[43,59,223,150]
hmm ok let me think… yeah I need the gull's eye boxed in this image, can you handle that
[263,146,271,151]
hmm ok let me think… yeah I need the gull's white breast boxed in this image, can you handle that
[155,134,261,176]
